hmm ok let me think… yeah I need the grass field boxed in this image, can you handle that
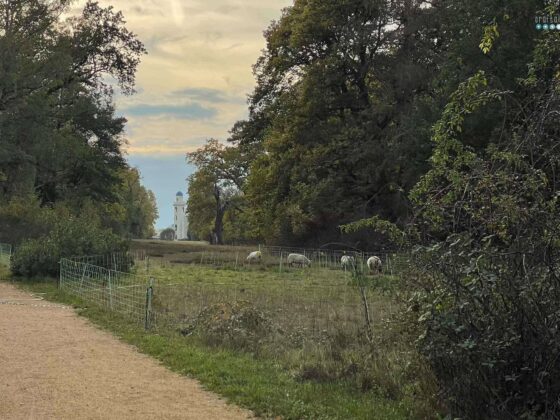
[125,240,441,418]
[130,239,409,275]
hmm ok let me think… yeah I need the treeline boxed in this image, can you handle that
[187,0,544,248]
[187,0,560,417]
[0,1,156,275]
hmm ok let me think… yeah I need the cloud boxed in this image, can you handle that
[122,103,218,120]
[171,87,246,104]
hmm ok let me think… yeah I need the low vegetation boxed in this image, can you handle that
[132,241,442,417]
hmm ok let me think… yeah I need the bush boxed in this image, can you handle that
[11,217,127,277]
[404,46,560,417]
[0,196,56,245]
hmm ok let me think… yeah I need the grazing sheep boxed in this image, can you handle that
[287,253,311,268]
[367,256,382,274]
[340,255,355,270]
[246,251,262,264]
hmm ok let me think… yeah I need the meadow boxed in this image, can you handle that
[126,240,440,418]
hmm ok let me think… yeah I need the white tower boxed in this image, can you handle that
[173,192,188,240]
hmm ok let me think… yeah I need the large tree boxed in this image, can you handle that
[342,2,560,417]
[230,0,543,247]
[0,0,146,206]
[186,139,247,245]
[0,0,156,260]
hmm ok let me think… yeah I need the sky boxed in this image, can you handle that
[72,0,292,229]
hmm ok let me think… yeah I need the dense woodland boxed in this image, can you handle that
[0,0,157,274]
[187,0,556,249]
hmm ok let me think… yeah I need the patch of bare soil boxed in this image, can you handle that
[0,282,252,420]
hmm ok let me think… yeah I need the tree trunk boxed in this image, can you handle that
[213,183,225,245]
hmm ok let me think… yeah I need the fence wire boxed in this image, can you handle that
[59,257,152,324]
[59,249,401,359]
[151,280,387,343]
[139,244,410,277]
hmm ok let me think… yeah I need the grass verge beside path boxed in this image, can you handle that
[14,279,412,420]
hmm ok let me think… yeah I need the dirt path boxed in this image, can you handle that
[0,282,252,420]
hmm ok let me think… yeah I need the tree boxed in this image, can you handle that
[186,169,216,242]
[159,228,175,241]
[117,168,158,239]
[186,139,247,245]
[0,1,153,275]
[343,3,560,416]
[230,0,439,246]
[0,0,146,207]
[230,0,544,248]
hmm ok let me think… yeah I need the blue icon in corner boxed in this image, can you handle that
[543,24,550,30]
[536,23,543,30]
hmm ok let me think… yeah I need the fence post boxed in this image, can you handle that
[279,252,283,273]
[235,252,239,270]
[145,278,154,330]
[79,263,88,290]
[58,260,63,289]
[108,269,113,310]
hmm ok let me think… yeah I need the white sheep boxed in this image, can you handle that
[340,255,355,270]
[367,256,382,274]
[246,251,262,264]
[287,253,311,268]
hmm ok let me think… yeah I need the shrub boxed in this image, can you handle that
[11,217,127,277]
[404,44,560,417]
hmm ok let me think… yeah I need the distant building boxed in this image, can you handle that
[173,192,189,240]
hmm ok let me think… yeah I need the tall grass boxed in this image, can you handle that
[132,243,441,417]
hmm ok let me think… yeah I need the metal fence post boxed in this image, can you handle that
[145,278,154,330]
[79,263,88,290]
[108,269,114,310]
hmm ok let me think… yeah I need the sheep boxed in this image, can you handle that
[246,251,262,264]
[287,253,311,268]
[340,255,355,270]
[367,256,382,274]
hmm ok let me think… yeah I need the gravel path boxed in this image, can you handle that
[0,282,252,420]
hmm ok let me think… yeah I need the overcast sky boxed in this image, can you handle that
[73,0,292,229]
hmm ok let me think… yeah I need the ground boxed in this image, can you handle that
[0,282,252,420]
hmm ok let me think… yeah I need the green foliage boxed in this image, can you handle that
[186,140,248,244]
[405,23,560,418]
[479,22,499,55]
[11,217,127,277]
[229,0,542,247]
[116,168,158,239]
[340,216,408,247]
[186,170,216,242]
[160,228,175,241]
[0,196,54,245]
[0,0,154,243]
